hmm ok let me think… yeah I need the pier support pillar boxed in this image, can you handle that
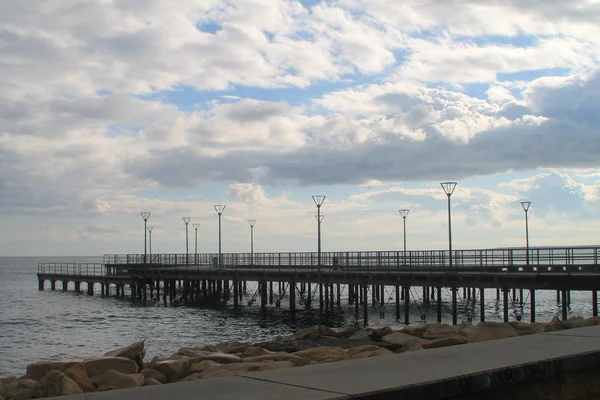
[87,282,93,296]
[363,285,368,326]
[451,288,457,325]
[336,284,341,308]
[593,291,598,317]
[324,284,329,314]
[131,284,137,303]
[63,281,68,292]
[269,281,274,304]
[306,283,312,309]
[437,287,442,323]
[75,281,80,293]
[290,282,296,312]
[233,280,239,308]
[404,286,410,325]
[561,289,568,321]
[51,280,56,290]
[38,280,44,291]
[503,289,509,323]
[260,280,267,312]
[479,288,485,322]
[395,285,400,321]
[530,289,536,322]
[319,284,324,311]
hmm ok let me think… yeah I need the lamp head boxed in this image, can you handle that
[182,217,191,224]
[248,220,256,227]
[521,201,531,212]
[140,212,151,221]
[193,223,200,230]
[440,182,457,197]
[214,205,226,215]
[312,195,326,207]
[399,209,410,218]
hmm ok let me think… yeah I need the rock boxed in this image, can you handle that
[199,363,264,379]
[178,373,203,382]
[254,361,294,371]
[154,359,191,383]
[287,325,339,341]
[4,378,37,400]
[216,341,251,354]
[143,378,162,386]
[256,339,318,353]
[33,371,63,398]
[60,375,84,396]
[422,323,464,340]
[346,345,391,358]
[368,326,393,341]
[293,347,349,363]
[348,329,371,341]
[349,349,394,359]
[189,360,221,374]
[544,316,568,332]
[422,335,468,349]
[174,349,241,364]
[509,321,544,336]
[84,357,138,377]
[140,369,167,384]
[333,327,358,338]
[585,316,600,326]
[466,322,518,343]
[27,360,83,381]
[105,340,146,368]
[382,332,426,348]
[400,325,427,338]
[64,363,95,392]
[564,316,596,329]
[243,352,312,367]
[239,346,274,358]
[93,370,144,390]
[146,355,169,369]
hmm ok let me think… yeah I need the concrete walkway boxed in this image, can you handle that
[66,325,600,400]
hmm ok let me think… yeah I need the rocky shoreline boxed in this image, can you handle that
[1,315,599,400]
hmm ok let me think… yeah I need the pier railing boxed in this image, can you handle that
[102,246,600,271]
[38,263,106,276]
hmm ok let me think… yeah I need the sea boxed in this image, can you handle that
[0,256,594,376]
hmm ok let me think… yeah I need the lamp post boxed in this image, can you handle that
[147,226,153,262]
[193,223,200,265]
[312,195,326,271]
[182,217,191,265]
[248,220,256,265]
[520,201,531,265]
[399,209,409,265]
[440,182,457,269]
[214,205,226,269]
[140,212,151,263]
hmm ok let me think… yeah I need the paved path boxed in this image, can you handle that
[65,325,600,400]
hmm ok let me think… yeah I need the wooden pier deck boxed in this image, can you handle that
[37,246,600,325]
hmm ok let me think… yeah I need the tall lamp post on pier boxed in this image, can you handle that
[520,201,531,265]
[193,223,200,265]
[399,209,409,265]
[248,220,256,265]
[182,217,191,265]
[147,226,153,262]
[312,195,326,271]
[140,212,151,263]
[214,205,226,269]
[440,182,457,269]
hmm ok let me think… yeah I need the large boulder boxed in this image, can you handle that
[104,340,146,368]
[368,326,393,341]
[243,352,312,367]
[84,357,139,377]
[143,378,162,386]
[140,369,167,384]
[239,346,274,358]
[509,321,545,336]
[466,322,518,343]
[349,349,394,359]
[93,370,144,391]
[422,323,464,340]
[564,316,596,329]
[382,332,425,348]
[346,345,391,358]
[199,361,293,379]
[174,349,241,364]
[400,325,427,338]
[27,360,83,381]
[33,371,63,398]
[189,360,221,374]
[64,364,95,392]
[153,359,191,383]
[293,347,348,363]
[60,375,84,396]
[422,335,468,349]
[287,325,339,341]
[4,378,37,400]
[333,327,359,338]
[544,316,568,332]
[215,341,251,354]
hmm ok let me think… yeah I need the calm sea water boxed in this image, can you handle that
[0,256,594,376]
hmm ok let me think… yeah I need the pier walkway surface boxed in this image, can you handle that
[65,325,600,400]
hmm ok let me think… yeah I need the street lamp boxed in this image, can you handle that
[140,212,151,263]
[214,205,226,269]
[520,201,531,265]
[248,220,256,265]
[399,209,409,265]
[440,182,457,269]
[147,227,153,262]
[182,217,191,265]
[193,223,200,265]
[312,195,326,271]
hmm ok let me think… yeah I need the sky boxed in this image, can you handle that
[1,0,599,256]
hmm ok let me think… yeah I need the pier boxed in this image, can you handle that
[37,246,600,325]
